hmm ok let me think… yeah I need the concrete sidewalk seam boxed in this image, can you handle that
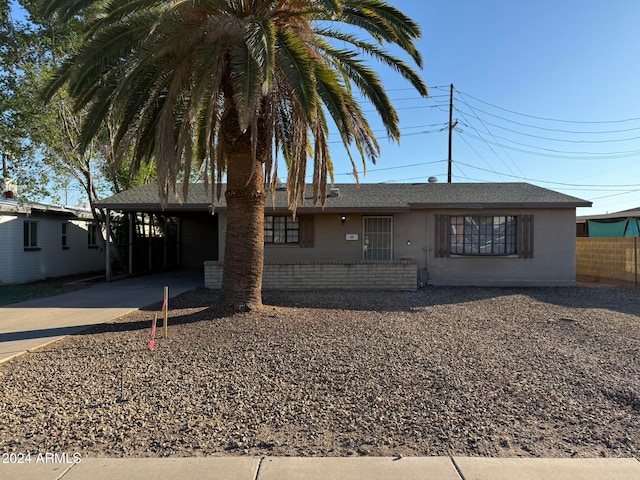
[449,456,467,480]
[54,461,77,480]
[254,456,266,480]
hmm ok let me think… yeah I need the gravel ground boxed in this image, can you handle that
[0,286,639,459]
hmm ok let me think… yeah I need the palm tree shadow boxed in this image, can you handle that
[75,289,227,337]
[260,289,427,312]
[261,285,640,317]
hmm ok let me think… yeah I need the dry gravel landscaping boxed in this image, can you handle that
[0,286,639,458]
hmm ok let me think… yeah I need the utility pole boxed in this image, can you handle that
[447,83,454,183]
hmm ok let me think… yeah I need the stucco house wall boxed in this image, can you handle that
[95,182,589,288]
[0,210,104,285]
[214,207,577,287]
[426,208,577,286]
[216,211,429,265]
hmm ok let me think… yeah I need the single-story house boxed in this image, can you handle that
[576,207,640,237]
[0,198,105,285]
[94,182,591,289]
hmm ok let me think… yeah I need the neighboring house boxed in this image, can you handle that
[0,198,105,285]
[576,207,640,237]
[95,182,590,289]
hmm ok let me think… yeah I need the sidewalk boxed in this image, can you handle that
[0,270,202,364]
[2,456,639,480]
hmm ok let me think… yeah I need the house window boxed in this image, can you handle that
[450,215,517,255]
[265,216,299,244]
[363,216,393,260]
[435,214,533,258]
[61,222,69,249]
[88,223,100,248]
[23,221,39,250]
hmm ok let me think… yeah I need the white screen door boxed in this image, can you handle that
[363,216,392,260]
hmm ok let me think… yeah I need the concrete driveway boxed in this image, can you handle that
[0,270,202,364]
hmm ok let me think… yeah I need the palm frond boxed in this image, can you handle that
[316,27,428,96]
[46,0,427,210]
[275,28,317,124]
[230,42,263,132]
[243,16,276,94]
[341,0,423,66]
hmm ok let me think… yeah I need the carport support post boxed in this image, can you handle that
[176,218,181,265]
[128,213,133,275]
[163,286,168,338]
[105,209,112,281]
[163,215,167,268]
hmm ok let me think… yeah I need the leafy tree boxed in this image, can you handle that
[0,1,48,199]
[44,0,428,310]
[2,1,156,205]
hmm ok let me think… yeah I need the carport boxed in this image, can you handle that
[94,185,220,280]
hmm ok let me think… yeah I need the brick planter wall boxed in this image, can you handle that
[204,260,417,291]
[576,237,639,285]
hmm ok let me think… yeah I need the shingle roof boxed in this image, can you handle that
[95,182,591,212]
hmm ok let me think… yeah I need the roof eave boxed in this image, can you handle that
[94,202,215,212]
[408,202,592,209]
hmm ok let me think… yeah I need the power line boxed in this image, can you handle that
[460,129,640,156]
[457,89,640,124]
[457,118,640,144]
[455,121,511,182]
[331,159,448,177]
[588,188,640,200]
[454,160,640,187]
[458,130,640,159]
[455,93,527,178]
[386,85,451,92]
[454,105,640,135]
[327,125,446,144]
[361,102,449,115]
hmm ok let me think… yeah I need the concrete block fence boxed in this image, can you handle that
[576,237,640,286]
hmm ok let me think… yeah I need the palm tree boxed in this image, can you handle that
[44,0,428,310]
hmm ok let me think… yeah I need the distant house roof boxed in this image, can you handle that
[577,206,640,223]
[0,198,94,220]
[95,182,591,213]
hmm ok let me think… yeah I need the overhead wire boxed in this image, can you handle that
[454,161,640,188]
[454,122,511,181]
[458,131,640,159]
[309,85,640,213]
[455,95,527,177]
[456,117,640,144]
[331,159,448,177]
[457,89,640,124]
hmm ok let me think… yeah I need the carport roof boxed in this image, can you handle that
[95,182,591,213]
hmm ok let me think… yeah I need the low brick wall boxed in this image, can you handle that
[576,237,639,285]
[204,260,417,291]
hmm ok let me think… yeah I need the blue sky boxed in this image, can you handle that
[322,0,640,215]
[10,1,640,214]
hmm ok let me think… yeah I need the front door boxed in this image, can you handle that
[363,216,393,260]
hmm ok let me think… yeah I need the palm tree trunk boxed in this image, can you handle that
[219,114,266,311]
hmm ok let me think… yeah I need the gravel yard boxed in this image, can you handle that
[0,286,639,458]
